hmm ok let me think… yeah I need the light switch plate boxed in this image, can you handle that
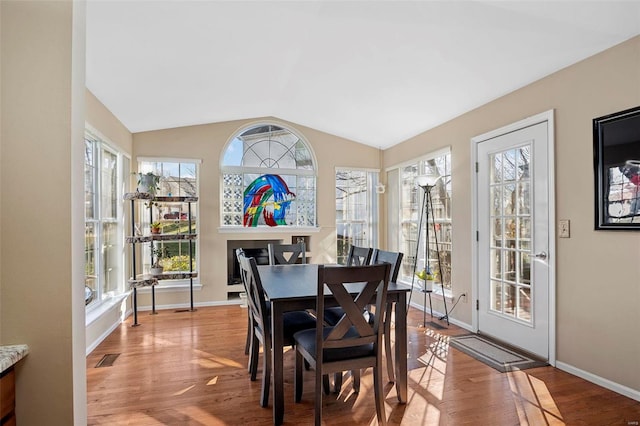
[558,219,570,238]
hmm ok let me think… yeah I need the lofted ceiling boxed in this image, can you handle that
[85,1,640,149]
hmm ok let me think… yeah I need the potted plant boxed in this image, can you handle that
[135,171,161,195]
[416,266,436,291]
[150,246,170,275]
[150,221,162,234]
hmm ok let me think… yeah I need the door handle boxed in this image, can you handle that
[534,251,547,260]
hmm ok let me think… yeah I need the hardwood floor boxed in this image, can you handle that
[87,305,640,425]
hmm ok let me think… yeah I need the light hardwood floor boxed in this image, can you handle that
[87,305,640,425]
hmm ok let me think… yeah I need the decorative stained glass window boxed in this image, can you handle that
[221,124,317,227]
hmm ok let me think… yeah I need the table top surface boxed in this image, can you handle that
[0,344,29,373]
[257,263,410,301]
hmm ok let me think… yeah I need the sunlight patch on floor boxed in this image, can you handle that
[191,354,244,369]
[400,327,448,424]
[178,405,226,425]
[207,376,218,385]
[508,370,565,424]
[172,384,195,396]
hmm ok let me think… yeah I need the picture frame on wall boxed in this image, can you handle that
[593,106,640,230]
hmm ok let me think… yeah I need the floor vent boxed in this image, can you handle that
[95,353,120,368]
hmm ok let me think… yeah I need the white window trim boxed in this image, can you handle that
[84,128,129,312]
[219,121,319,229]
[387,147,453,290]
[137,158,201,282]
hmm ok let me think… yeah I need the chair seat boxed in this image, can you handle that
[282,311,317,341]
[294,327,374,363]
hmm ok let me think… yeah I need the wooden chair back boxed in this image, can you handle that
[346,245,373,266]
[268,242,306,265]
[237,251,269,340]
[316,263,390,355]
[370,249,403,282]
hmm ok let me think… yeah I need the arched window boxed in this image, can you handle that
[221,123,317,228]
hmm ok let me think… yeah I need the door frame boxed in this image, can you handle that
[470,110,556,366]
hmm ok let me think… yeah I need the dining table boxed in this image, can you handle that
[257,263,411,425]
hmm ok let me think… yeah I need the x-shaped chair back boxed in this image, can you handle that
[370,249,403,282]
[317,263,390,352]
[346,245,373,266]
[268,242,307,265]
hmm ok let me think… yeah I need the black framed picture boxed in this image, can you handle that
[593,106,640,230]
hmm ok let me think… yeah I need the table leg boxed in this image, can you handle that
[271,301,285,425]
[395,292,408,403]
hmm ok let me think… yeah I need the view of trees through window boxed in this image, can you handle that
[84,130,128,307]
[138,160,199,274]
[398,151,452,289]
[336,169,378,264]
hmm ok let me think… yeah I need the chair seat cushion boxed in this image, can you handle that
[293,327,374,362]
[282,311,317,340]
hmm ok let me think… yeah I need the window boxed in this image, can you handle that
[84,130,128,308]
[336,169,379,265]
[137,159,199,277]
[221,124,316,227]
[393,150,452,289]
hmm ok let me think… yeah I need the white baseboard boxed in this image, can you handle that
[555,361,640,402]
[133,299,241,312]
[86,319,121,356]
[408,301,473,332]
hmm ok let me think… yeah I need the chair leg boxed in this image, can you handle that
[260,344,271,408]
[249,334,259,381]
[315,368,323,426]
[373,365,386,426]
[295,351,303,403]
[333,372,343,394]
[384,303,395,383]
[352,369,361,393]
[244,314,251,356]
[322,374,331,395]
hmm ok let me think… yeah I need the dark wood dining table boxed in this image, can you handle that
[257,263,410,425]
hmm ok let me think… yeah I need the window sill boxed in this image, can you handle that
[399,279,455,301]
[135,281,203,293]
[85,293,128,326]
[217,226,321,234]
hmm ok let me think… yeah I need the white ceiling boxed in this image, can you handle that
[86,1,640,149]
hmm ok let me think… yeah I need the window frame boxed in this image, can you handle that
[388,147,453,292]
[220,122,318,229]
[84,127,128,311]
[335,167,379,265]
[137,157,201,286]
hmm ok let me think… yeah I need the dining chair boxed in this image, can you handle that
[235,249,254,366]
[293,263,391,426]
[370,249,404,382]
[237,251,316,407]
[268,242,306,265]
[323,245,373,325]
[346,245,373,266]
[324,248,403,392]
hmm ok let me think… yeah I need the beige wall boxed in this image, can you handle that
[85,90,133,155]
[1,1,86,424]
[384,36,640,392]
[132,118,381,305]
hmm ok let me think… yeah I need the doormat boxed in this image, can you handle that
[449,334,548,373]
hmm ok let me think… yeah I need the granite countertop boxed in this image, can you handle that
[0,345,29,373]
